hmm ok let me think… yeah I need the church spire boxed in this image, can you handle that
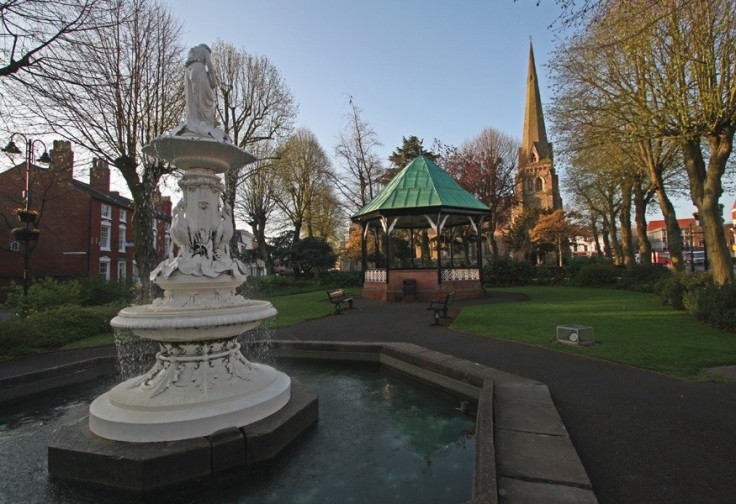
[521,41,550,163]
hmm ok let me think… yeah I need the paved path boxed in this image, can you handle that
[1,293,734,503]
[273,294,736,504]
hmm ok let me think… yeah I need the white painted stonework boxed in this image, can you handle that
[89,44,289,443]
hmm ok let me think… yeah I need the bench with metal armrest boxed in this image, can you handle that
[427,290,456,325]
[326,289,354,314]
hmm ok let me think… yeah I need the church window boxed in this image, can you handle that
[535,177,544,192]
[525,178,534,192]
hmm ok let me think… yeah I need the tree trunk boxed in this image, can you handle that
[252,216,273,275]
[682,135,734,285]
[292,220,302,246]
[590,212,603,255]
[487,219,499,258]
[223,170,240,258]
[116,156,158,299]
[632,182,652,266]
[601,220,612,259]
[421,231,430,266]
[605,212,623,264]
[619,184,635,268]
[645,160,685,272]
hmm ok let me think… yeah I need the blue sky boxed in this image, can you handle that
[165,0,564,161]
[163,0,733,220]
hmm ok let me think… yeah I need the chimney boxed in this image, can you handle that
[50,140,74,180]
[90,158,110,193]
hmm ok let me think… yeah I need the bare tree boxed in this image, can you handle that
[211,40,297,252]
[0,0,111,81]
[234,141,279,274]
[271,128,334,244]
[437,128,519,258]
[308,180,345,249]
[333,96,384,211]
[16,0,185,292]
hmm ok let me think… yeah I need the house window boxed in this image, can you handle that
[100,221,111,251]
[117,260,127,282]
[120,209,127,223]
[99,257,111,280]
[132,261,139,283]
[119,225,127,252]
[101,203,112,220]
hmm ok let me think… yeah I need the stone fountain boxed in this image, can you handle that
[49,44,317,490]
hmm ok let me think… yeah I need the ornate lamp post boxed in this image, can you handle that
[2,134,52,295]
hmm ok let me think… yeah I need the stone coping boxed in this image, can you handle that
[263,341,597,504]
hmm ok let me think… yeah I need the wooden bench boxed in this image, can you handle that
[427,290,456,325]
[327,289,354,314]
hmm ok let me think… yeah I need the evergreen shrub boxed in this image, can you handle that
[4,278,83,316]
[79,276,137,306]
[534,265,565,285]
[318,270,362,288]
[656,273,711,311]
[689,283,736,330]
[483,258,535,287]
[0,303,121,356]
[616,264,671,293]
[572,262,619,287]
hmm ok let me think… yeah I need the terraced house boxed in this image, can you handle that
[0,140,171,292]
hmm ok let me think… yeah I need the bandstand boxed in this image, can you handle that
[351,156,491,301]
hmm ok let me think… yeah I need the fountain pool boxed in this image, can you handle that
[1,360,475,504]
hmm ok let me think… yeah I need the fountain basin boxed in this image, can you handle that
[110,301,276,342]
[143,135,256,173]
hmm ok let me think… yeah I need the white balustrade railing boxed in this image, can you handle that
[364,269,386,282]
[441,268,480,281]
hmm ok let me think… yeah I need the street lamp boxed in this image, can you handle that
[2,134,51,295]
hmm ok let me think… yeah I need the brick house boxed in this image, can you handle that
[0,140,171,290]
[646,215,735,263]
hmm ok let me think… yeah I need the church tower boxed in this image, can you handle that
[514,42,562,216]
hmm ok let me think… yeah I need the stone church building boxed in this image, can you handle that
[514,42,563,217]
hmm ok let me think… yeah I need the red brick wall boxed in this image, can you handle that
[361,269,484,302]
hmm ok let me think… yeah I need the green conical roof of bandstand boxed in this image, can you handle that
[351,156,489,228]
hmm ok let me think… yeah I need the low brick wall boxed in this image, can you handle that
[361,268,484,301]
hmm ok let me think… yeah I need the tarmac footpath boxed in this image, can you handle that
[274,294,736,504]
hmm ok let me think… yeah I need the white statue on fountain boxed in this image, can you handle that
[175,43,230,142]
[149,44,249,282]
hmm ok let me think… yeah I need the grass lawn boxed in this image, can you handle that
[452,286,736,378]
[268,290,334,327]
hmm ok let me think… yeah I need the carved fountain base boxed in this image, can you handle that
[89,272,290,442]
[89,340,290,442]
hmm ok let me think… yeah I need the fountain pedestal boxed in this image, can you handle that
[87,135,292,442]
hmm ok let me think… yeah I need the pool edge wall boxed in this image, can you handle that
[42,341,595,503]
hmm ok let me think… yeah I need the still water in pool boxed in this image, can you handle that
[0,361,475,504]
